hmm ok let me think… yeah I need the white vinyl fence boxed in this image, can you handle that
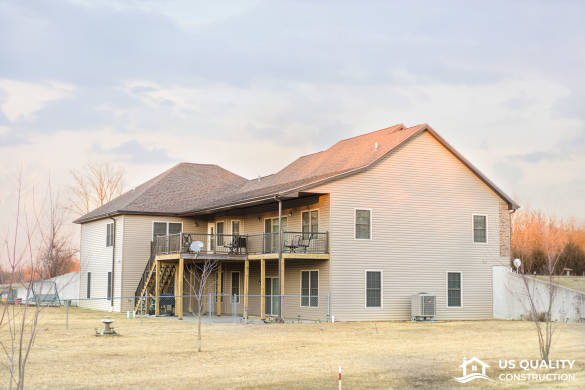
[493,266,585,322]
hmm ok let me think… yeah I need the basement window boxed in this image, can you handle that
[301,270,319,307]
[365,271,382,307]
[447,272,462,307]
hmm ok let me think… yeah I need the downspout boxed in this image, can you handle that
[276,196,283,322]
[110,217,116,308]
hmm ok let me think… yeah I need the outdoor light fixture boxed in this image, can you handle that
[513,258,521,273]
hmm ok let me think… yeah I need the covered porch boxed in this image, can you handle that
[151,252,330,322]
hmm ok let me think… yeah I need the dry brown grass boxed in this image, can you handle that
[2,307,585,389]
[535,276,585,293]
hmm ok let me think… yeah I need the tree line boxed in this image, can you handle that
[512,208,585,275]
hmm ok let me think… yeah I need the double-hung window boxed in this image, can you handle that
[355,209,372,239]
[106,223,114,247]
[473,215,487,243]
[365,271,382,307]
[301,270,318,307]
[152,222,183,242]
[447,272,462,307]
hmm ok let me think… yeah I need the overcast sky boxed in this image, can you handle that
[1,0,585,236]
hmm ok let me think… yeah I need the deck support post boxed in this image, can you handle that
[189,264,194,313]
[244,259,249,319]
[155,260,160,317]
[216,262,222,316]
[177,256,184,320]
[280,255,285,320]
[260,258,265,320]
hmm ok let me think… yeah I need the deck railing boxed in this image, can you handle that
[154,232,328,256]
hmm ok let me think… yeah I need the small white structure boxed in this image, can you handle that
[493,266,585,322]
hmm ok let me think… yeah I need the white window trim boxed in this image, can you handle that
[230,219,242,235]
[299,269,319,308]
[231,271,240,303]
[106,222,114,247]
[364,269,383,308]
[151,221,184,241]
[446,271,463,308]
[354,208,373,240]
[472,214,488,244]
[300,208,320,233]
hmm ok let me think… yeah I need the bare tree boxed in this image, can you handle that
[515,216,567,361]
[0,176,43,390]
[69,161,125,216]
[37,182,77,278]
[184,260,218,352]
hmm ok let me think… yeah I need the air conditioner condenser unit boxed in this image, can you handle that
[411,293,436,321]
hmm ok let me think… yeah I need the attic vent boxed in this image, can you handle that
[374,142,379,151]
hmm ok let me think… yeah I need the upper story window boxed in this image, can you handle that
[473,215,487,243]
[302,210,318,237]
[231,220,240,236]
[355,209,372,240]
[153,221,183,242]
[106,223,114,247]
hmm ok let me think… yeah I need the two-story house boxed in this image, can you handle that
[74,123,518,321]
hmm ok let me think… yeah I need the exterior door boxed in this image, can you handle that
[208,224,215,252]
[264,217,287,253]
[265,277,280,316]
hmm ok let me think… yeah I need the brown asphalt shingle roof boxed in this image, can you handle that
[75,123,518,223]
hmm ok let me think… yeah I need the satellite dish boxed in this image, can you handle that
[513,258,521,272]
[190,241,204,253]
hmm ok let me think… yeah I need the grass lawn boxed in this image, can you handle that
[535,276,585,293]
[2,307,584,389]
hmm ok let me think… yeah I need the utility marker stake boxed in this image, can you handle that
[338,365,342,390]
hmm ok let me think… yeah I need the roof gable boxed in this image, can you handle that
[74,123,518,223]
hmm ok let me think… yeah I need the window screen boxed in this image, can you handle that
[153,222,167,241]
[232,221,240,236]
[366,271,381,307]
[169,222,182,235]
[356,209,371,239]
[473,215,487,243]
[106,223,114,247]
[448,272,461,307]
[301,270,318,307]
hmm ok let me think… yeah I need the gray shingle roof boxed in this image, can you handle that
[75,123,518,223]
[73,163,247,223]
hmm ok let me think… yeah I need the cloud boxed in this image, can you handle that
[93,140,175,165]
[0,80,75,122]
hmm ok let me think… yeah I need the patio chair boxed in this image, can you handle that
[284,235,302,253]
[298,235,312,253]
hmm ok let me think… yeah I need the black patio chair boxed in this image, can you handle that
[284,235,302,253]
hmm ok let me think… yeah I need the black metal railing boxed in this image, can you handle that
[153,231,329,256]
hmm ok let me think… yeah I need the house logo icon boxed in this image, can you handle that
[454,357,491,383]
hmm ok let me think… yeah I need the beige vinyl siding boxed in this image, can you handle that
[209,194,330,235]
[79,216,124,311]
[189,259,329,321]
[121,215,206,312]
[309,131,511,321]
